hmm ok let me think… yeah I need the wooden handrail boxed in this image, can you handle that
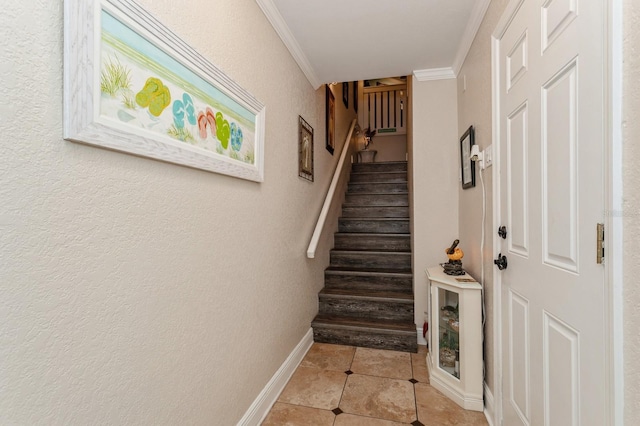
[307,118,358,258]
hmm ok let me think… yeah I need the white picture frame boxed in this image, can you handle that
[64,0,266,181]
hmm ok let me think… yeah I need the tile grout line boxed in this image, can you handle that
[410,352,420,425]
[333,346,359,418]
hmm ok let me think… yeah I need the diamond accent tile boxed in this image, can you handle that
[345,370,353,375]
[332,407,344,416]
[409,378,419,384]
[411,421,425,426]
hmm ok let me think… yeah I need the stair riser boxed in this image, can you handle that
[324,273,413,292]
[313,327,417,352]
[334,234,411,251]
[318,297,414,322]
[341,206,409,218]
[339,220,410,234]
[330,252,411,269]
[352,163,407,173]
[350,172,407,183]
[344,194,408,206]
[348,183,408,194]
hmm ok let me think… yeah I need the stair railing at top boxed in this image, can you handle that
[307,118,359,258]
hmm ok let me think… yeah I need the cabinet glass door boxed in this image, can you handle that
[438,287,460,378]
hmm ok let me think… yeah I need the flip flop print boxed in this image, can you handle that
[215,111,231,150]
[172,93,197,129]
[197,107,217,139]
[136,77,171,117]
[230,123,243,152]
[149,85,171,117]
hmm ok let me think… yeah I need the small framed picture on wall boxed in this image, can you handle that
[460,126,476,189]
[298,116,314,181]
[342,82,349,109]
[326,85,335,155]
[353,81,358,113]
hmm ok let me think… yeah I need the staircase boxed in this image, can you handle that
[312,161,417,353]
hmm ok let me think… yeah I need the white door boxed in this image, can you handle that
[494,0,607,425]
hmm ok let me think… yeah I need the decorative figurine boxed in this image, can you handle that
[443,239,465,275]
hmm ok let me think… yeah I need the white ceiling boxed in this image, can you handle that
[256,0,491,89]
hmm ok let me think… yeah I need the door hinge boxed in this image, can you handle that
[597,223,605,265]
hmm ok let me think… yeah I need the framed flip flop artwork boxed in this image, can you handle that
[63,0,265,181]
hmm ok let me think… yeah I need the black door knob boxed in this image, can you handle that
[498,226,507,239]
[494,253,508,270]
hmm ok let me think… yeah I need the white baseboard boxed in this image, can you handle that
[416,326,427,346]
[484,382,495,426]
[237,329,314,426]
[427,355,483,412]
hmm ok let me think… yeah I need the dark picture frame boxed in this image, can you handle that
[326,85,335,155]
[353,81,358,113]
[460,126,476,189]
[298,116,314,181]
[342,82,349,109]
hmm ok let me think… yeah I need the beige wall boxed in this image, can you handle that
[0,0,354,423]
[456,0,510,395]
[370,134,408,162]
[624,0,640,423]
[410,77,459,331]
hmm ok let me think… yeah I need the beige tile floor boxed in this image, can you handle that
[262,343,488,426]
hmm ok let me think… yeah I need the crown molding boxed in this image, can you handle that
[413,67,456,81]
[452,0,491,75]
[255,0,322,89]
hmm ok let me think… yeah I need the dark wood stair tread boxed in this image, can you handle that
[335,232,410,236]
[350,171,407,175]
[319,288,414,301]
[325,266,413,276]
[339,217,409,221]
[330,249,410,254]
[312,314,416,333]
[341,205,409,209]
[346,191,409,195]
[350,177,407,181]
[331,248,412,253]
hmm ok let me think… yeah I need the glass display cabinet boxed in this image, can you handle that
[426,266,483,412]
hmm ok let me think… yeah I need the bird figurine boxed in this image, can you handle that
[443,239,465,275]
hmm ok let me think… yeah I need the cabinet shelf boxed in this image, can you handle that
[426,266,483,412]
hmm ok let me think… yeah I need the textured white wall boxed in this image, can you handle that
[410,77,459,330]
[0,0,353,424]
[455,0,510,396]
[624,0,640,422]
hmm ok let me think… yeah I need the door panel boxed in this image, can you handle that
[507,31,529,91]
[542,0,578,51]
[509,290,530,425]
[543,311,580,426]
[507,102,530,257]
[542,59,579,272]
